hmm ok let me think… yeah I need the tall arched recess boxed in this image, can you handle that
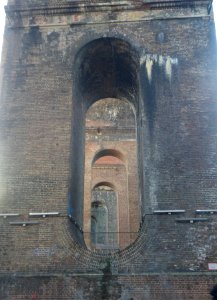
[69,37,141,246]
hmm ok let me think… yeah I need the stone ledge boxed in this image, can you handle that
[4,0,212,28]
[1,271,217,277]
[5,0,212,17]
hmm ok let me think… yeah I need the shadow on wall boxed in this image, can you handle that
[210,284,217,300]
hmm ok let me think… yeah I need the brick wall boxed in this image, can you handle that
[0,274,216,299]
[0,0,217,298]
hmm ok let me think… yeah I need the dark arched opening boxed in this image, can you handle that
[69,37,141,247]
[90,183,118,249]
[75,37,139,109]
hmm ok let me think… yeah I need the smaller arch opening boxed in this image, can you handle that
[91,184,118,249]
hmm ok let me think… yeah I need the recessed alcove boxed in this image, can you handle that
[69,37,142,250]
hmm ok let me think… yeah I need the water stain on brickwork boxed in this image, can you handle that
[98,259,122,299]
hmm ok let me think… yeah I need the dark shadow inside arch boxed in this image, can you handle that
[94,182,116,190]
[69,37,141,245]
[75,37,139,109]
[92,149,125,165]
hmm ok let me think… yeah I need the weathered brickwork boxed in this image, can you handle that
[0,274,217,299]
[0,0,217,299]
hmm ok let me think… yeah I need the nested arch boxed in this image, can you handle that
[93,149,125,165]
[69,37,142,249]
[87,147,132,249]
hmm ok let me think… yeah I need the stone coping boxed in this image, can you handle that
[5,0,212,17]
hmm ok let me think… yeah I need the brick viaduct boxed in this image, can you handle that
[0,0,217,299]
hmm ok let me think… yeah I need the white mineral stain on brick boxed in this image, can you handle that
[140,54,178,83]
[165,57,172,81]
[196,245,211,261]
[146,58,154,82]
[158,55,164,67]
